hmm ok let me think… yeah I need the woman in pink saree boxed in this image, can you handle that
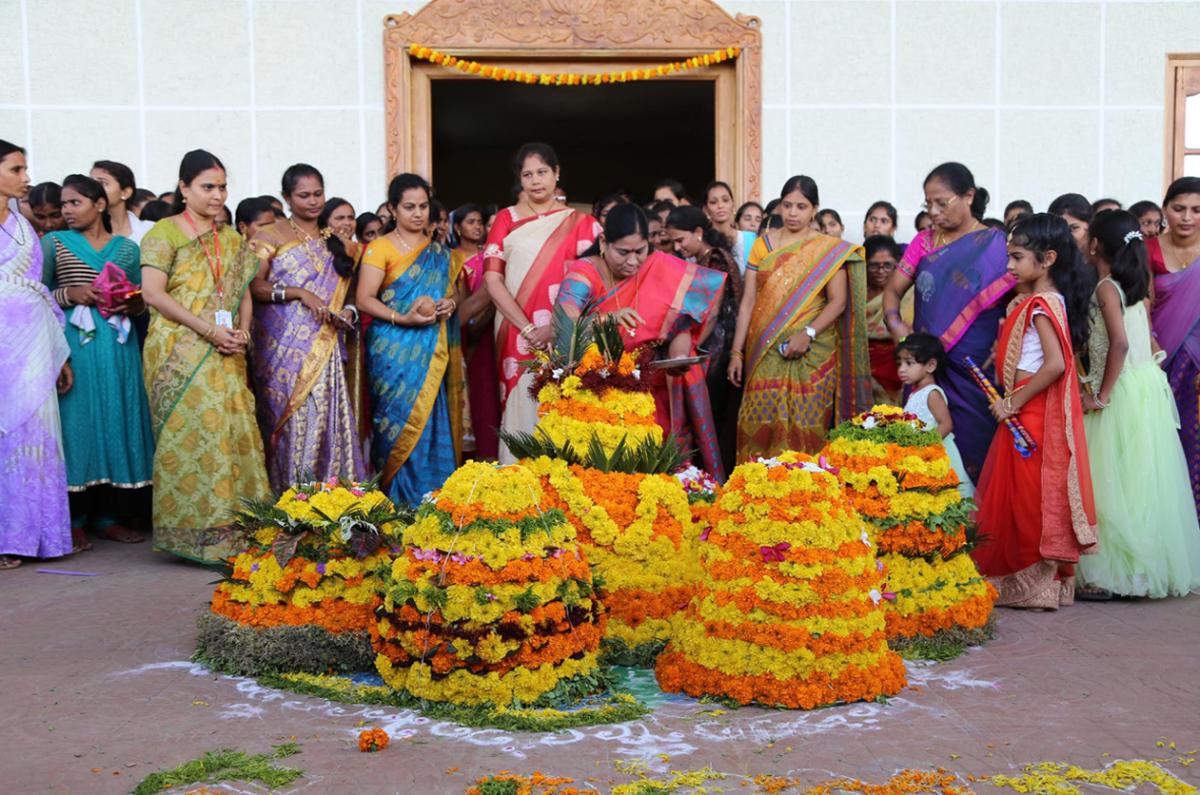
[556,205,727,479]
[484,143,599,462]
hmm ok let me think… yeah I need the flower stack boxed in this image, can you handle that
[196,479,406,675]
[655,453,907,709]
[506,312,704,666]
[371,461,605,708]
[821,406,996,647]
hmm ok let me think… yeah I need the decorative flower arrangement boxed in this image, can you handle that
[526,456,702,666]
[195,480,409,676]
[371,461,605,708]
[822,407,996,651]
[675,464,721,542]
[655,453,907,709]
[357,728,389,753]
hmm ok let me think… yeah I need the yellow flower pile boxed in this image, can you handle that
[821,407,996,643]
[526,456,702,662]
[536,374,662,458]
[371,461,604,708]
[655,452,907,709]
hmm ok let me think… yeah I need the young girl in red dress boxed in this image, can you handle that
[971,213,1098,609]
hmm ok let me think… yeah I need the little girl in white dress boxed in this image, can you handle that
[896,332,975,497]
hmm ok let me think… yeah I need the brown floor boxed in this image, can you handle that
[2,541,1198,795]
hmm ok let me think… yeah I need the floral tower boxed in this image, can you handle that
[655,453,907,708]
[505,311,704,666]
[371,461,605,707]
[821,405,996,651]
[196,479,406,675]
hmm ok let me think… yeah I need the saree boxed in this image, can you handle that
[459,248,500,459]
[697,246,742,477]
[971,293,1097,609]
[363,237,462,506]
[249,222,365,492]
[141,220,270,563]
[738,234,871,460]
[903,227,1014,482]
[41,231,154,493]
[557,252,727,480]
[1148,237,1200,512]
[0,211,72,558]
[484,207,599,460]
[865,289,912,405]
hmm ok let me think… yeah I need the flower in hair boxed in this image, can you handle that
[1123,230,1143,244]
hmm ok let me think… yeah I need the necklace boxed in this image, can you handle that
[0,209,26,246]
[391,230,422,252]
[1166,237,1200,272]
[934,220,981,250]
[600,256,640,338]
[288,217,320,246]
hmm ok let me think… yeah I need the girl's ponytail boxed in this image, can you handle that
[1088,209,1149,305]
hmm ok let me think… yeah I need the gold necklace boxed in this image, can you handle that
[1167,237,1200,271]
[288,217,320,246]
[600,255,639,338]
[934,220,981,249]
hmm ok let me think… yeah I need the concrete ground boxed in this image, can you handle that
[2,541,1197,795]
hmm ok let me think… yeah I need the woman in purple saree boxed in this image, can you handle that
[1147,177,1200,510]
[883,163,1014,483]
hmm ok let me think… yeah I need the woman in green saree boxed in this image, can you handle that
[140,150,269,563]
[727,175,871,460]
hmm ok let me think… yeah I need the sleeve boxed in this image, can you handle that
[40,236,70,307]
[897,230,930,279]
[482,208,512,275]
[139,222,177,276]
[556,268,596,314]
[360,241,388,272]
[746,236,769,271]
[126,241,143,286]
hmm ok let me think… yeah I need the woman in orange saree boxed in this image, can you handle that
[483,143,599,462]
[971,214,1097,609]
[728,176,870,460]
[556,205,727,479]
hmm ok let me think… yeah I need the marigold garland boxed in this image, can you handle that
[357,728,389,753]
[822,408,996,646]
[655,453,905,708]
[371,462,604,708]
[409,43,741,86]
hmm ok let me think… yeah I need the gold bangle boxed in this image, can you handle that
[391,311,399,325]
[521,322,536,338]
[730,351,744,360]
[1003,396,1014,414]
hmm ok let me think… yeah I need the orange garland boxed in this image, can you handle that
[883,587,998,638]
[210,589,372,634]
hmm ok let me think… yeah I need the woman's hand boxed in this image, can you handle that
[525,324,553,350]
[296,289,331,324]
[609,307,644,331]
[434,298,457,321]
[56,361,74,394]
[889,320,912,341]
[66,285,99,306]
[332,307,357,330]
[211,326,248,355]
[398,307,438,327]
[1080,392,1103,412]
[782,331,811,359]
[663,332,693,375]
[989,395,1014,422]
[727,356,743,387]
[110,291,145,316]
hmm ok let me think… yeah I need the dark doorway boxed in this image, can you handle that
[430,79,715,211]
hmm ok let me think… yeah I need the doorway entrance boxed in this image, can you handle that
[430,79,715,209]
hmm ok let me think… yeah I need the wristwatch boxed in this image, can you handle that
[803,325,817,340]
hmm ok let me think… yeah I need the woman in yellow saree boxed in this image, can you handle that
[728,176,871,460]
[140,150,269,563]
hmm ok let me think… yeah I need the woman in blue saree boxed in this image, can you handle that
[883,163,1014,483]
[355,173,462,505]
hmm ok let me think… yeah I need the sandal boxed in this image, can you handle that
[0,555,22,570]
[101,524,146,544]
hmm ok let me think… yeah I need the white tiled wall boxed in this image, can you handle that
[2,0,1194,239]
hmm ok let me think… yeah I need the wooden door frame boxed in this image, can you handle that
[382,0,762,201]
[1165,53,1200,188]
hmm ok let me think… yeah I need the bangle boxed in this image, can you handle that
[1094,394,1108,408]
[520,322,536,339]
[1003,396,1015,415]
[391,311,400,325]
[884,309,902,320]
[343,304,359,324]
[730,350,743,360]
[203,324,216,342]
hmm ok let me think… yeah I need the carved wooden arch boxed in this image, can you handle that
[382,0,763,201]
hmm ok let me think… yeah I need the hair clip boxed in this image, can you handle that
[1123,230,1143,244]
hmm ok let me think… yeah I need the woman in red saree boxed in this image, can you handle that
[972,214,1097,609]
[556,204,727,480]
[483,143,600,462]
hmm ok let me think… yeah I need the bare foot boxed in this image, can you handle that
[0,555,22,570]
[101,524,146,544]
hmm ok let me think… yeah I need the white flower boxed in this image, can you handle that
[862,416,878,429]
[631,368,641,380]
[551,368,564,380]
[861,530,872,547]
[869,589,882,605]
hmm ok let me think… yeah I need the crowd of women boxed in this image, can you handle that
[2,136,1199,609]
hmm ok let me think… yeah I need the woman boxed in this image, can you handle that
[248,164,365,492]
[735,201,763,234]
[666,204,741,476]
[321,197,356,239]
[355,173,462,505]
[558,204,727,479]
[91,160,153,244]
[727,175,871,459]
[863,201,898,239]
[451,203,499,459]
[235,197,276,241]
[1148,176,1200,512]
[27,182,65,237]
[1048,193,1093,252]
[140,149,269,563]
[356,212,382,244]
[42,174,154,547]
[0,141,73,569]
[483,142,600,461]
[703,181,755,273]
[816,209,845,239]
[883,162,1013,483]
[862,235,911,405]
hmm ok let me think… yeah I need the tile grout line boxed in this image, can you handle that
[19,0,32,157]
[783,0,792,187]
[889,0,898,210]
[246,0,259,196]
[0,104,388,112]
[356,0,369,210]
[993,0,1003,203]
[134,0,148,182]
[1097,0,1107,197]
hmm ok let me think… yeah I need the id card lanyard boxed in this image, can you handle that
[182,209,232,328]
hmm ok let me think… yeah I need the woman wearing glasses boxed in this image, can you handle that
[555,204,727,479]
[882,162,1014,482]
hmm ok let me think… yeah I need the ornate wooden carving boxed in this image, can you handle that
[382,0,762,200]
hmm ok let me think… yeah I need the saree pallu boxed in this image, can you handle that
[249,225,364,492]
[909,228,1014,483]
[484,207,598,460]
[42,232,154,492]
[559,252,728,480]
[365,240,461,506]
[971,295,1097,609]
[461,250,499,459]
[140,220,270,563]
[738,236,871,460]
[699,247,742,477]
[1150,253,1200,512]
[0,212,72,558]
